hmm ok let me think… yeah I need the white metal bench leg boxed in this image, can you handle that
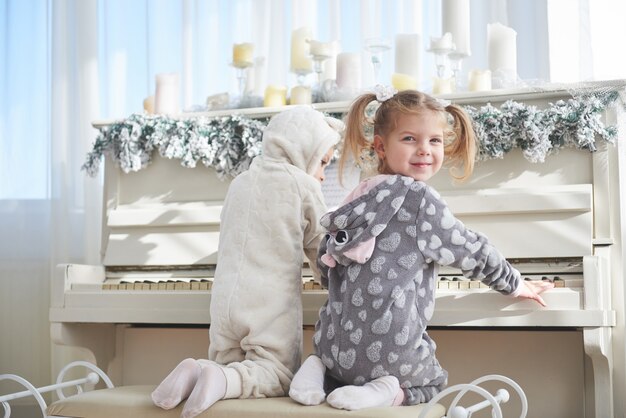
[0,361,113,418]
[417,374,528,418]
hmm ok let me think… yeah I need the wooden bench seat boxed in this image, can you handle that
[46,385,445,418]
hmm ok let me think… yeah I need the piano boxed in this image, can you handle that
[50,84,624,417]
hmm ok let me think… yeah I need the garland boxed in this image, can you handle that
[83,91,620,178]
[83,114,266,179]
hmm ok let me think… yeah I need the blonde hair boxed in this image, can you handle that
[338,90,477,182]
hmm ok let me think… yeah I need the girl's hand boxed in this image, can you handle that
[516,280,554,307]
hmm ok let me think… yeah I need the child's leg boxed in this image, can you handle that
[403,383,445,405]
[289,355,327,405]
[326,375,403,411]
[151,358,201,409]
[181,361,241,418]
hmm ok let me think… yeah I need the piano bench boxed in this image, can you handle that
[46,385,446,418]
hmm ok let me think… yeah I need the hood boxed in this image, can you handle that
[320,175,420,267]
[262,106,344,176]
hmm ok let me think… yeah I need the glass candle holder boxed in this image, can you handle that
[364,37,391,85]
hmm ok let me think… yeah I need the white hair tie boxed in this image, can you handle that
[437,98,451,108]
[373,84,397,102]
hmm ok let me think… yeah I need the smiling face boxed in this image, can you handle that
[373,110,445,182]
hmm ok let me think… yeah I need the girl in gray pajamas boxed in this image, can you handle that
[289,88,553,410]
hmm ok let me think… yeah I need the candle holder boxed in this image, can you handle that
[364,37,391,85]
[311,54,330,87]
[231,61,254,104]
[310,54,330,102]
[448,52,468,91]
[427,44,454,79]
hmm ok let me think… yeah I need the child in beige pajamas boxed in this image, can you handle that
[151,106,343,418]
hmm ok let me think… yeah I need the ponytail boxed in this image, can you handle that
[338,93,377,184]
[443,103,477,181]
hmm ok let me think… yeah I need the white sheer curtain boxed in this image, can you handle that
[1,1,625,413]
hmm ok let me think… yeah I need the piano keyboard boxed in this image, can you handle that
[96,274,572,292]
[92,258,582,292]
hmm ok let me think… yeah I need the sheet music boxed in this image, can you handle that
[321,161,361,210]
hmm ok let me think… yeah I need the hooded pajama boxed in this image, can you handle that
[208,106,341,399]
[314,174,521,404]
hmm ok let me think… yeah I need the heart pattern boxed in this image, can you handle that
[350,328,363,344]
[378,232,401,253]
[391,196,405,210]
[397,207,412,222]
[366,341,382,362]
[370,256,386,273]
[367,277,384,295]
[314,175,516,397]
[338,349,356,369]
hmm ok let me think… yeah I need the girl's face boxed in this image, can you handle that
[373,110,445,182]
[314,147,334,182]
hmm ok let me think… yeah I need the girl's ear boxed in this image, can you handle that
[373,135,385,159]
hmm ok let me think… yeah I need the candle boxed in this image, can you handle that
[154,73,180,115]
[391,73,416,91]
[442,0,471,56]
[143,95,155,114]
[429,32,454,51]
[335,52,361,93]
[487,22,517,82]
[291,27,313,73]
[290,85,312,105]
[233,43,254,67]
[309,40,333,58]
[432,77,454,95]
[264,85,287,107]
[394,33,421,87]
[467,69,492,92]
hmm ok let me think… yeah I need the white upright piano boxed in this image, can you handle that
[50,84,626,417]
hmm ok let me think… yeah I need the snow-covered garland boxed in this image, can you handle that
[83,91,621,179]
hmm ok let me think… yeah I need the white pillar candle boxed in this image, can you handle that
[309,40,333,58]
[264,85,287,107]
[233,43,254,67]
[290,85,312,105]
[429,32,454,51]
[487,23,517,77]
[143,95,155,114]
[391,73,416,91]
[290,27,313,73]
[432,77,454,95]
[336,52,362,93]
[154,73,180,115]
[467,69,492,92]
[442,0,471,56]
[394,33,421,87]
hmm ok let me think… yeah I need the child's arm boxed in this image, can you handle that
[316,236,330,289]
[414,186,551,305]
[302,187,330,285]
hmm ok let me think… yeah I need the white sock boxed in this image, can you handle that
[326,375,401,411]
[289,355,326,406]
[181,362,227,418]
[151,358,201,410]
